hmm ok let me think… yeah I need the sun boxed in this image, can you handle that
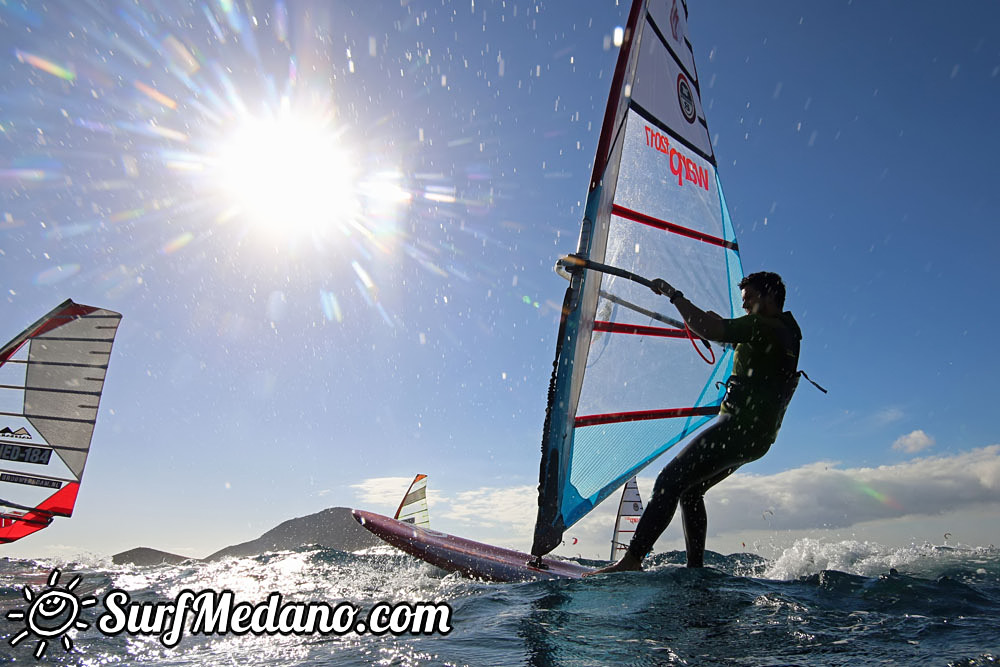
[215,110,360,240]
[6,568,97,658]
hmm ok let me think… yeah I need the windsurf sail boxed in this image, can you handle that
[393,474,430,527]
[0,299,121,544]
[610,476,644,561]
[532,0,743,557]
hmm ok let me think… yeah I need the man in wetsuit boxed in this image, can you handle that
[587,271,801,574]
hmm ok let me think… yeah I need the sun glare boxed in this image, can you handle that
[216,113,359,239]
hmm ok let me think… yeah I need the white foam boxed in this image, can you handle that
[764,538,959,580]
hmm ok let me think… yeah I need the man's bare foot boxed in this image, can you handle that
[583,551,642,576]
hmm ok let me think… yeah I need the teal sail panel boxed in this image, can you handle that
[531,0,743,557]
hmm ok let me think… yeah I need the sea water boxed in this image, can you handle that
[1,540,998,666]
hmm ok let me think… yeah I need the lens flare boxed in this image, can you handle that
[214,112,359,240]
[14,50,75,81]
[856,482,903,511]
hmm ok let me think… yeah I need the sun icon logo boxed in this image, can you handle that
[6,568,98,658]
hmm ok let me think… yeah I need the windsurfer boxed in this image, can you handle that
[586,271,801,574]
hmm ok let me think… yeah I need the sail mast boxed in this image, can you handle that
[531,0,649,558]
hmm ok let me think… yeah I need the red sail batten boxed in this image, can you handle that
[576,405,719,428]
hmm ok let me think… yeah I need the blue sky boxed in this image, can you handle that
[2,1,998,561]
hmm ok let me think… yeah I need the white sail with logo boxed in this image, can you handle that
[610,476,644,561]
[394,474,430,527]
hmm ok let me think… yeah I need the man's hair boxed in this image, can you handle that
[739,271,786,309]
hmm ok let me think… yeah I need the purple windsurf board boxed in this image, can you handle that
[352,509,591,582]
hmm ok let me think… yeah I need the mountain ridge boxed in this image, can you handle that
[112,507,381,565]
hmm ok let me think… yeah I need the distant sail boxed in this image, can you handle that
[532,0,743,557]
[0,299,121,544]
[393,474,430,527]
[610,477,644,561]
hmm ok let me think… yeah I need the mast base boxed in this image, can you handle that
[526,556,550,570]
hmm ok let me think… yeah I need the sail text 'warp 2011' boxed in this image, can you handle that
[531,0,744,558]
[644,126,711,190]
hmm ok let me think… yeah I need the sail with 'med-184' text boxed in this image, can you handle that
[0,300,121,544]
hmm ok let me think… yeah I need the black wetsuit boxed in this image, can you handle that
[626,310,802,566]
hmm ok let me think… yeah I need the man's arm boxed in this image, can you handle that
[673,295,726,341]
[650,278,727,341]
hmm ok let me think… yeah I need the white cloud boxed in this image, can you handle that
[350,476,443,515]
[892,429,935,453]
[406,445,1000,559]
[441,485,537,534]
[873,407,905,425]
[702,445,1000,537]
[349,482,540,551]
[348,447,1000,561]
[351,476,414,506]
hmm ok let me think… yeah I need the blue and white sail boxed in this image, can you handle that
[532,0,743,557]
